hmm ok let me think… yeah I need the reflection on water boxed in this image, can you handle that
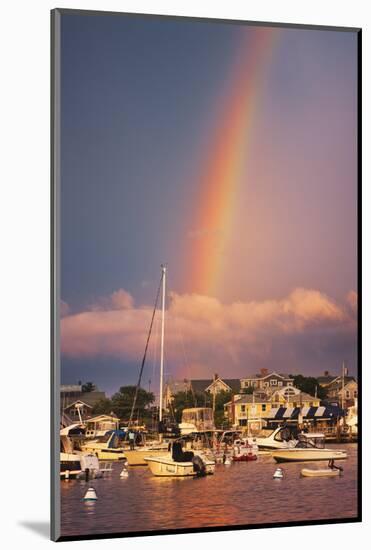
[61,444,358,537]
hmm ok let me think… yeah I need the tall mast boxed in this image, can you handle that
[159,265,166,423]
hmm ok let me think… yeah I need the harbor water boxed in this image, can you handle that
[61,444,358,537]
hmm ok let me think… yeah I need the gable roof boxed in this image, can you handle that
[241,371,292,381]
[190,378,240,393]
[327,377,357,392]
[64,399,93,410]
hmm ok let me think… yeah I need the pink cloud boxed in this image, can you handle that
[88,288,134,311]
[61,288,355,375]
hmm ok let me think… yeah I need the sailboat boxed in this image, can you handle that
[143,266,215,477]
[124,266,175,466]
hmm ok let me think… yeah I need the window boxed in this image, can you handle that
[270,379,277,386]
[287,381,293,386]
[241,405,246,412]
[262,404,266,411]
[346,391,350,399]
[354,391,358,398]
[278,381,283,386]
[239,419,247,426]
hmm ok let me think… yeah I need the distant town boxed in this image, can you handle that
[61,368,357,440]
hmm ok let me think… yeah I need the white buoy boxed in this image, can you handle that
[273,467,283,479]
[120,467,129,478]
[84,487,98,501]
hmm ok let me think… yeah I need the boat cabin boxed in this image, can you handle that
[296,433,326,449]
[85,414,119,438]
[179,408,215,434]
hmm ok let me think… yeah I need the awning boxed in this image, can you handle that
[265,405,345,421]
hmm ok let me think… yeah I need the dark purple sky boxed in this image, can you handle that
[59,13,358,395]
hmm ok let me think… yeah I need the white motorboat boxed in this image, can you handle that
[145,441,215,477]
[81,431,127,461]
[272,433,347,463]
[60,452,104,479]
[254,426,298,450]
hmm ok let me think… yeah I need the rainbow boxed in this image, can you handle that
[186,27,279,296]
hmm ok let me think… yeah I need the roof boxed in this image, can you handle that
[327,377,356,391]
[241,372,293,381]
[229,394,269,404]
[64,399,93,410]
[190,378,240,393]
[264,405,345,420]
[316,375,337,385]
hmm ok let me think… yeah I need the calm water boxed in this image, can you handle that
[61,444,358,537]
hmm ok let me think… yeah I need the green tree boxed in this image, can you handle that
[171,390,207,422]
[82,381,96,393]
[92,398,114,415]
[241,386,254,394]
[110,386,155,421]
[291,375,327,400]
[213,390,233,428]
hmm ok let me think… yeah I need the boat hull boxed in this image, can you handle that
[301,468,340,477]
[272,449,347,463]
[81,445,126,461]
[233,454,258,462]
[145,456,215,477]
[125,449,169,466]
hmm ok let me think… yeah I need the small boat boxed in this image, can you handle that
[272,433,347,463]
[145,441,215,477]
[232,438,258,462]
[124,443,169,466]
[60,452,104,480]
[81,432,127,461]
[301,468,340,477]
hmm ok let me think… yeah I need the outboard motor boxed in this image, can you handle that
[192,455,207,477]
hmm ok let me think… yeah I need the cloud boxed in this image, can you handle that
[61,287,356,376]
[88,289,134,311]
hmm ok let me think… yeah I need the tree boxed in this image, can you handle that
[110,385,155,421]
[291,375,327,400]
[92,398,114,415]
[82,381,96,393]
[213,390,233,428]
[241,386,254,394]
[171,391,206,422]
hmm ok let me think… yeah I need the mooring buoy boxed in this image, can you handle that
[273,467,283,479]
[84,487,98,501]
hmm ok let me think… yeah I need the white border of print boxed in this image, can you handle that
[1,0,368,548]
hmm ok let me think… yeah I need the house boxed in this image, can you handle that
[60,384,106,413]
[240,369,294,395]
[316,371,338,387]
[63,399,93,421]
[326,379,358,407]
[270,386,320,409]
[224,386,320,429]
[163,379,191,409]
[224,394,271,429]
[190,374,241,396]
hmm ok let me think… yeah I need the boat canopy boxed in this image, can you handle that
[265,405,345,422]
